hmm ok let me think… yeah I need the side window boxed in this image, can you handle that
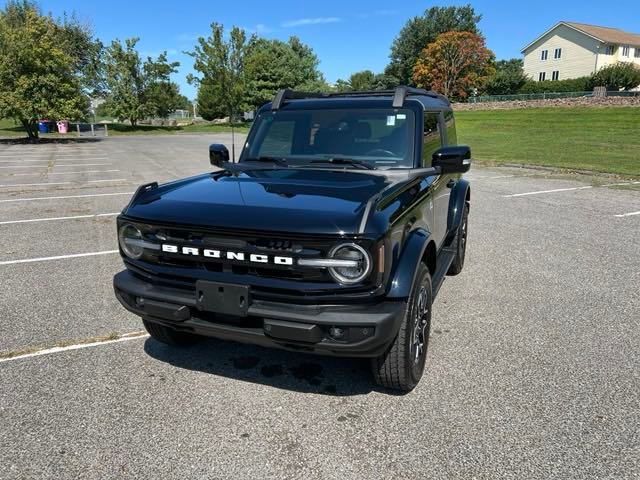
[444,110,457,145]
[422,112,441,166]
[258,120,295,156]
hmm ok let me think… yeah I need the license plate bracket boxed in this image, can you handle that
[195,281,250,317]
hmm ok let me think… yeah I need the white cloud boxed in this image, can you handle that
[244,23,274,34]
[281,17,342,28]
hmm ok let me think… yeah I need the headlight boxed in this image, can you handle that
[118,223,144,259]
[328,243,372,284]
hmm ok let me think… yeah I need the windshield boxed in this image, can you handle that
[242,108,416,168]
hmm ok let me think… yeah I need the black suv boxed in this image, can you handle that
[114,86,471,391]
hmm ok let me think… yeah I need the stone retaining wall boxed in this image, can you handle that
[454,96,640,110]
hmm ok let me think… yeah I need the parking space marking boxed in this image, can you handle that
[0,191,133,203]
[0,331,148,364]
[8,169,121,176]
[0,212,119,225]
[88,179,128,183]
[0,249,119,266]
[0,164,48,169]
[55,163,112,167]
[0,157,109,163]
[503,186,593,198]
[614,211,640,218]
[0,181,72,188]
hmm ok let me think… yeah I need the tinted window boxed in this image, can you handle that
[422,112,441,166]
[246,108,416,168]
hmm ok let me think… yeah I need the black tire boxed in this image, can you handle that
[447,203,469,275]
[142,319,200,346]
[371,263,432,392]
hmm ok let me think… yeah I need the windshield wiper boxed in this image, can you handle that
[243,156,289,167]
[310,157,375,170]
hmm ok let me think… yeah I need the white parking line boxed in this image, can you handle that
[0,212,119,225]
[0,191,133,203]
[0,249,119,266]
[503,186,593,198]
[0,332,149,364]
[9,169,121,176]
[601,181,640,187]
[0,181,72,188]
[0,164,48,169]
[0,157,108,162]
[55,163,112,167]
[87,179,127,183]
[614,211,640,218]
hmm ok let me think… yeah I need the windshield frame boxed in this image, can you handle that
[240,101,422,170]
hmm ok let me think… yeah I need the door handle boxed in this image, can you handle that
[446,179,456,188]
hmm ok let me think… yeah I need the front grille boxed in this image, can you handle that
[137,224,356,284]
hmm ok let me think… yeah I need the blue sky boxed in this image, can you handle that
[36,0,640,100]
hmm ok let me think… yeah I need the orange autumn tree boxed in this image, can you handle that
[412,31,495,100]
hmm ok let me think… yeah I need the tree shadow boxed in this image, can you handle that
[143,337,401,396]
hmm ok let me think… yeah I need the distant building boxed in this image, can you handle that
[522,21,640,82]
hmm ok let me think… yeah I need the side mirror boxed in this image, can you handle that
[209,144,230,167]
[432,145,471,174]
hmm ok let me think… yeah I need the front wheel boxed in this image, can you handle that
[371,263,433,392]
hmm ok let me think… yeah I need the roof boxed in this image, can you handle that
[521,21,640,52]
[260,87,451,113]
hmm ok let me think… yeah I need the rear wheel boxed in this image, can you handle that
[143,319,200,346]
[371,263,432,392]
[448,203,469,275]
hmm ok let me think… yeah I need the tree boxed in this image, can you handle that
[485,58,528,95]
[187,23,252,120]
[0,1,97,138]
[590,62,640,91]
[387,5,482,85]
[412,31,495,100]
[334,70,399,92]
[102,39,180,124]
[144,52,181,118]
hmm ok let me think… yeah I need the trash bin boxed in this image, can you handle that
[56,120,69,134]
[38,120,49,134]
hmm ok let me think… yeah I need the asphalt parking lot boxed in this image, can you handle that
[0,135,638,479]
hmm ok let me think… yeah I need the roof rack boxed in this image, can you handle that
[271,86,449,110]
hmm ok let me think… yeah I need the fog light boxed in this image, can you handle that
[329,326,346,340]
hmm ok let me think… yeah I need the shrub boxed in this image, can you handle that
[590,62,640,91]
[519,76,592,94]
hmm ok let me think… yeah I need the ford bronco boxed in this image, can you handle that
[113,86,471,391]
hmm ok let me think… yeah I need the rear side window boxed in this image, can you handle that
[422,112,441,166]
[444,110,457,145]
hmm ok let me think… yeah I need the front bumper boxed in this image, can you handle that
[114,270,406,358]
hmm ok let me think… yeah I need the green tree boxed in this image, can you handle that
[0,1,97,138]
[387,5,482,85]
[144,52,181,118]
[590,62,640,91]
[102,39,180,124]
[485,59,528,95]
[334,70,399,92]
[187,23,252,121]
[244,36,327,109]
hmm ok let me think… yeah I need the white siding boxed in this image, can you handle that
[523,24,603,80]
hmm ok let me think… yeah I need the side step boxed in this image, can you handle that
[432,247,456,298]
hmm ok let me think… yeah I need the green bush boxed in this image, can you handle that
[519,76,592,94]
[590,62,640,91]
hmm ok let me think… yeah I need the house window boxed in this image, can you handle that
[554,48,562,59]
[635,48,640,58]
[622,45,630,57]
[605,45,615,55]
[541,50,548,60]
[538,72,546,81]
[552,71,560,81]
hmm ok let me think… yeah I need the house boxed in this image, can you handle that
[522,21,640,82]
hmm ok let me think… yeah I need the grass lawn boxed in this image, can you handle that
[0,118,26,137]
[456,107,640,177]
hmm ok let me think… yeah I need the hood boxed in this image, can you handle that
[124,169,393,235]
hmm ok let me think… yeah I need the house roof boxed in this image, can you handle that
[522,21,640,52]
